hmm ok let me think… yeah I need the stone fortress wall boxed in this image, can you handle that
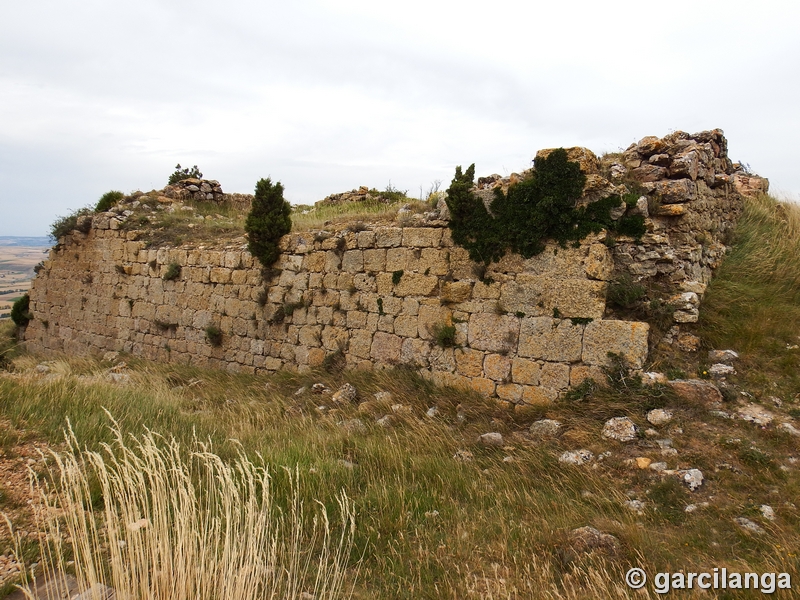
[23,129,766,406]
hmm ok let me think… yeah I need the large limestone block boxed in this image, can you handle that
[582,320,649,368]
[371,331,402,363]
[375,228,403,248]
[733,173,769,197]
[535,147,600,175]
[501,275,606,319]
[341,250,364,273]
[417,248,450,275]
[467,313,519,353]
[400,337,431,367]
[652,179,696,204]
[418,305,452,340]
[394,273,439,297]
[521,245,587,278]
[441,281,473,304]
[584,244,614,281]
[393,315,418,337]
[357,230,376,248]
[349,330,373,359]
[540,362,570,390]
[363,249,386,272]
[455,348,484,377]
[518,317,584,362]
[484,353,511,381]
[402,227,443,247]
[511,357,541,385]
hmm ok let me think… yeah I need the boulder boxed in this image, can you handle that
[602,417,638,442]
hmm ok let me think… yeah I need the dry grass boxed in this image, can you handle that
[9,419,355,600]
[695,194,800,398]
[290,200,430,232]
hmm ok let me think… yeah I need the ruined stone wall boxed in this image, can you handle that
[24,220,648,406]
[23,130,759,405]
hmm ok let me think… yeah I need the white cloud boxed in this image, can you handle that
[1,0,798,235]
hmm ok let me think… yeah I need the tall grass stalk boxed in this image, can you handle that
[15,419,356,600]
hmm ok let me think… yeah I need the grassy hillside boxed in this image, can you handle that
[0,194,798,599]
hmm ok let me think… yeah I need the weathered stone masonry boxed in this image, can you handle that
[23,129,761,406]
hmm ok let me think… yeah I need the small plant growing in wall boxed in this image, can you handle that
[392,270,404,285]
[245,178,292,269]
[205,325,223,347]
[431,322,457,348]
[163,262,181,281]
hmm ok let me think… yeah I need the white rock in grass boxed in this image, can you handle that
[425,407,439,418]
[559,450,594,466]
[680,469,704,491]
[778,423,800,437]
[374,391,393,403]
[736,403,774,426]
[602,417,638,442]
[479,432,504,447]
[708,349,739,364]
[332,383,357,403]
[453,449,474,462]
[529,419,561,438]
[734,517,765,534]
[646,409,673,426]
[760,505,776,521]
[708,363,736,378]
[625,499,646,515]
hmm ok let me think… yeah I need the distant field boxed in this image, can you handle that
[0,241,50,318]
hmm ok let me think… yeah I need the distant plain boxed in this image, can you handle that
[0,238,49,318]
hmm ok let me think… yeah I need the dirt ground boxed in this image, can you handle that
[0,419,55,595]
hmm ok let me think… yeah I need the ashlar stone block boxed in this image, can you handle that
[467,313,519,353]
[518,317,583,362]
[582,320,650,368]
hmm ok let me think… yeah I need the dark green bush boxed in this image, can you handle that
[50,207,93,242]
[445,149,646,265]
[95,190,124,212]
[11,294,32,327]
[245,178,292,268]
[205,325,223,347]
[168,164,203,185]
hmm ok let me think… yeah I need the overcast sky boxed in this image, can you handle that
[1,0,798,236]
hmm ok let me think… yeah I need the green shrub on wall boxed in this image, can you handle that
[245,178,292,269]
[95,190,124,212]
[168,164,203,185]
[11,294,32,327]
[445,149,646,265]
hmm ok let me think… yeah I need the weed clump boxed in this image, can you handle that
[245,178,292,269]
[607,273,646,309]
[431,322,457,348]
[205,325,223,347]
[163,262,181,281]
[50,207,93,242]
[95,190,124,212]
